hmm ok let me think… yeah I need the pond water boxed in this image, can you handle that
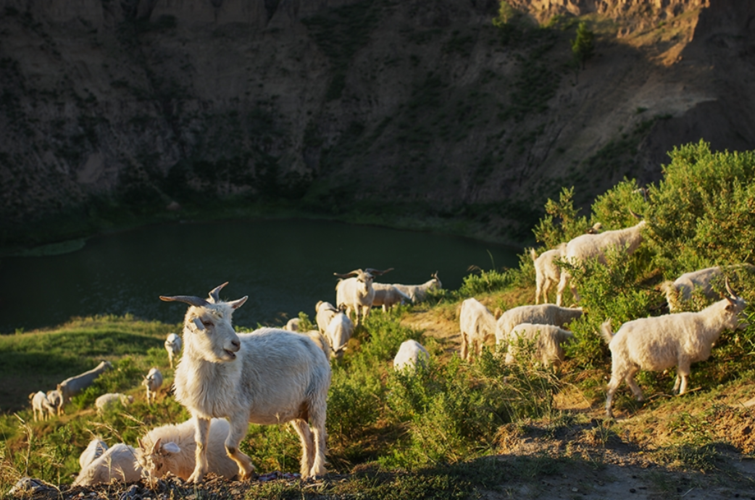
[0,219,521,333]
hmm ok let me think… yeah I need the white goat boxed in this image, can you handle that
[393,340,430,372]
[284,318,301,332]
[495,304,583,346]
[601,280,747,417]
[165,333,183,369]
[46,389,64,417]
[95,393,134,414]
[335,268,393,324]
[136,418,238,481]
[531,243,566,305]
[371,283,411,312]
[160,282,331,482]
[660,264,755,312]
[73,443,142,486]
[57,361,113,402]
[505,323,573,366]
[459,298,498,361]
[79,438,108,470]
[556,217,647,306]
[324,312,354,359]
[299,330,333,360]
[29,392,53,422]
[315,301,339,334]
[392,272,442,303]
[143,368,163,405]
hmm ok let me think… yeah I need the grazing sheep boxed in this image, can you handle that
[601,280,747,418]
[315,301,339,334]
[393,340,430,372]
[284,318,301,332]
[95,393,134,414]
[143,368,163,405]
[29,392,53,422]
[165,333,183,369]
[495,304,583,346]
[79,438,108,470]
[160,282,331,482]
[335,268,393,324]
[531,243,566,305]
[459,298,498,361]
[136,418,238,481]
[371,283,411,312]
[324,312,354,359]
[392,272,442,303]
[556,216,647,306]
[660,264,755,312]
[504,323,573,366]
[72,443,142,486]
[57,361,113,402]
[45,389,64,417]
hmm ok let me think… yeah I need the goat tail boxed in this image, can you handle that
[530,248,538,262]
[600,319,614,344]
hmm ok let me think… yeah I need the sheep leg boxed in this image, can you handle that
[535,278,542,305]
[676,360,691,395]
[224,414,255,480]
[605,371,624,418]
[542,278,552,304]
[308,402,328,479]
[187,417,211,483]
[290,419,315,478]
[556,272,569,307]
[460,331,468,361]
[624,366,644,401]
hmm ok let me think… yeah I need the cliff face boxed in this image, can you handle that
[0,0,753,244]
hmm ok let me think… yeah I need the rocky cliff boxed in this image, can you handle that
[1,0,753,245]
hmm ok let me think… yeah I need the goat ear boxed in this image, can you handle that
[192,317,206,330]
[227,296,248,309]
[161,442,181,455]
[151,438,162,454]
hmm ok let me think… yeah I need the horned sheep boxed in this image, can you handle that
[95,393,134,414]
[393,340,430,372]
[601,280,747,418]
[165,333,183,369]
[459,298,498,361]
[660,264,755,312]
[371,283,411,312]
[392,272,442,303]
[334,268,393,324]
[136,418,238,481]
[72,443,142,486]
[57,361,113,402]
[143,368,163,405]
[160,282,331,482]
[495,304,583,346]
[504,323,573,366]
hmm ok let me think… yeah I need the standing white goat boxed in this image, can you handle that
[160,282,331,483]
[459,298,498,361]
[334,268,393,324]
[324,311,354,359]
[371,283,411,311]
[495,304,583,346]
[29,392,53,422]
[73,443,142,486]
[315,301,339,334]
[531,243,566,305]
[504,323,573,366]
[46,389,64,417]
[393,340,430,372]
[556,216,647,306]
[165,333,183,369]
[392,272,442,303]
[143,368,163,405]
[601,280,747,418]
[57,361,113,402]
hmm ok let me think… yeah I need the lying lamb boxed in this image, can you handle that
[79,438,108,470]
[504,323,573,367]
[95,393,134,414]
[393,340,430,372]
[73,443,142,486]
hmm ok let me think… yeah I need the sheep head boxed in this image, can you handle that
[334,269,392,294]
[160,284,248,364]
[136,438,180,479]
[722,278,748,330]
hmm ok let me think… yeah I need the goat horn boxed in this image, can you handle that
[208,282,229,303]
[725,276,737,299]
[628,209,643,220]
[334,271,360,279]
[366,267,394,276]
[159,295,209,307]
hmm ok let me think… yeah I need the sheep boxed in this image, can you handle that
[504,323,573,366]
[315,301,339,334]
[495,304,583,346]
[159,282,331,483]
[79,438,108,470]
[57,361,113,402]
[46,389,64,417]
[165,333,183,369]
[531,243,566,305]
[601,280,747,418]
[324,312,354,359]
[371,283,412,312]
[660,264,755,312]
[299,330,333,360]
[143,368,163,405]
[556,216,647,306]
[459,298,498,361]
[136,418,238,481]
[72,443,142,486]
[392,272,442,303]
[334,268,393,324]
[29,391,53,422]
[393,340,430,372]
[95,393,134,414]
[284,318,301,332]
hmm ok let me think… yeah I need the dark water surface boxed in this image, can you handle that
[0,219,521,333]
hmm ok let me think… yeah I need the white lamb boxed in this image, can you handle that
[371,283,411,312]
[165,333,183,369]
[505,323,573,366]
[29,392,53,422]
[284,318,301,332]
[660,264,755,312]
[324,311,354,359]
[531,243,566,305]
[556,216,646,306]
[335,268,393,324]
[160,282,331,482]
[73,443,142,486]
[143,368,163,405]
[459,298,498,361]
[95,393,134,414]
[601,280,747,417]
[393,340,430,372]
[315,301,339,334]
[392,272,442,303]
[495,304,583,346]
[46,389,64,417]
[79,438,108,470]
[136,418,238,481]
[57,361,113,402]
